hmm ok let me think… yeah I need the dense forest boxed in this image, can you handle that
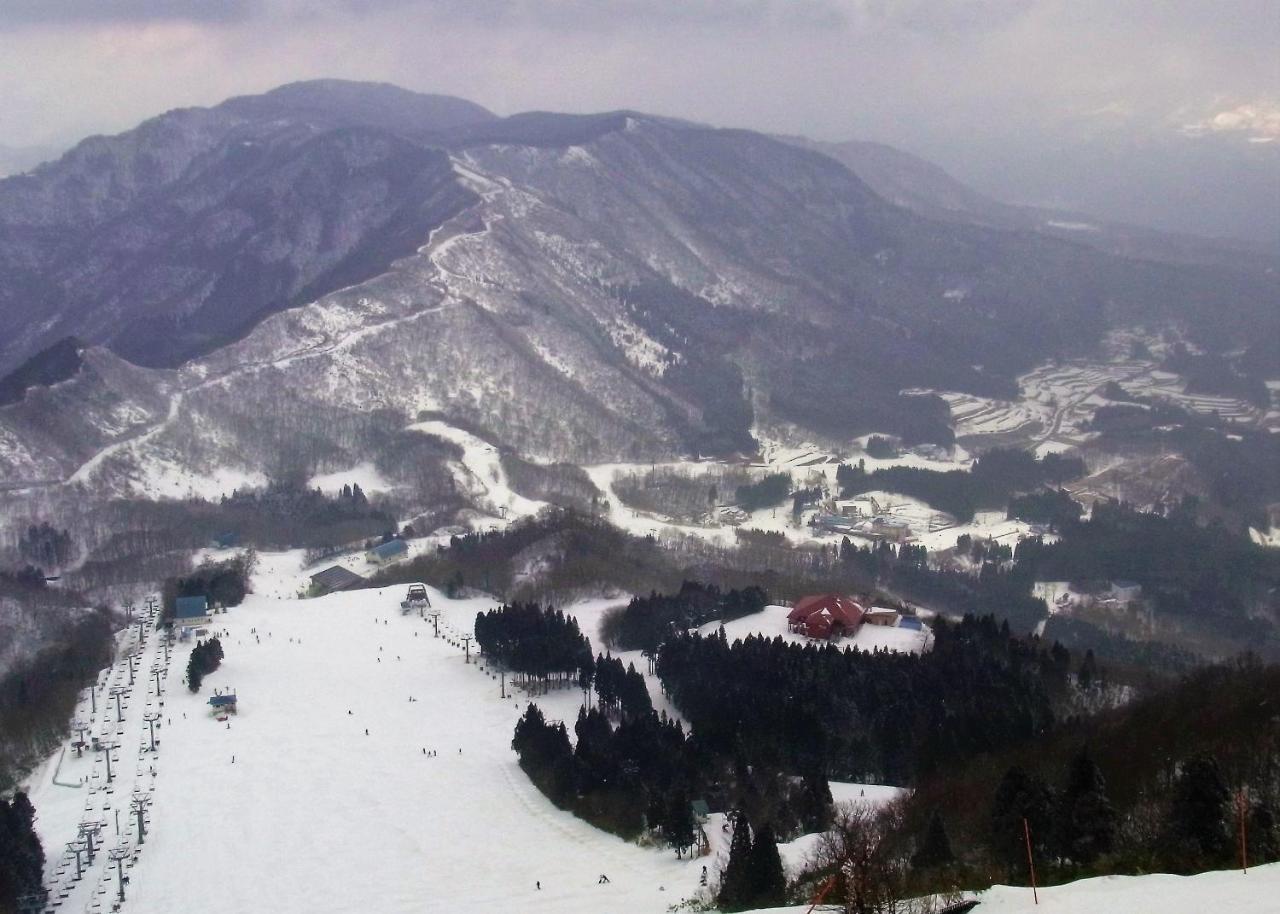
[836,448,1085,522]
[846,658,1280,908]
[600,581,769,654]
[657,615,1067,785]
[473,603,594,694]
[0,609,114,791]
[1016,500,1280,647]
[0,791,44,913]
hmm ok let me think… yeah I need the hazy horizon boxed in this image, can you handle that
[1,1,1276,243]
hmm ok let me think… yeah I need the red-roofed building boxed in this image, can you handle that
[787,594,865,640]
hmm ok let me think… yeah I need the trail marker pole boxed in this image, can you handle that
[1023,817,1039,905]
[461,635,472,664]
[1238,788,1249,874]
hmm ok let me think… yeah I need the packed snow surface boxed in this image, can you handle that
[968,864,1280,913]
[22,552,1278,913]
[23,565,727,913]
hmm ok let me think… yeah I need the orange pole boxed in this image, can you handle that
[804,874,838,914]
[1239,790,1249,875]
[1023,817,1039,905]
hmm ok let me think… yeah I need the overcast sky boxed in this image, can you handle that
[0,1,1276,238]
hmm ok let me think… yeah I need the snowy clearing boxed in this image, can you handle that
[695,605,932,655]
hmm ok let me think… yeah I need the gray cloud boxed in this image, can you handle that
[0,0,1274,240]
[0,0,256,28]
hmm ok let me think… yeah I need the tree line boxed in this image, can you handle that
[599,581,769,655]
[836,448,1085,523]
[656,615,1071,785]
[473,603,593,694]
[812,657,1280,911]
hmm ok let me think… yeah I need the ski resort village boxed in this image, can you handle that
[12,540,1280,914]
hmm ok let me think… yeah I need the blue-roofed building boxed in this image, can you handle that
[208,692,237,715]
[366,539,409,565]
[898,616,924,631]
[174,595,211,626]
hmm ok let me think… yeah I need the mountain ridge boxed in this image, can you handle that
[0,81,1276,501]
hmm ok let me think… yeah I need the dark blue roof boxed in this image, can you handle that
[370,539,408,558]
[175,596,208,618]
[310,566,365,592]
[898,616,924,630]
[208,694,236,707]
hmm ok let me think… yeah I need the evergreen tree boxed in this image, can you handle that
[661,787,697,857]
[1170,754,1232,862]
[0,791,45,910]
[1057,748,1115,864]
[1249,801,1279,865]
[795,770,834,833]
[745,821,787,908]
[913,811,955,869]
[989,766,1054,882]
[718,811,753,911]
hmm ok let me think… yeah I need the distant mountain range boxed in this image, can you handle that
[0,80,1276,490]
[787,136,1277,272]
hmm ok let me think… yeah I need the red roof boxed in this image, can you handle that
[787,594,865,638]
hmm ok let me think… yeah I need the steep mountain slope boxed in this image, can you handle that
[1,83,1277,505]
[0,81,491,373]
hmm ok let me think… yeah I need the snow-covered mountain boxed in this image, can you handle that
[1,81,1276,499]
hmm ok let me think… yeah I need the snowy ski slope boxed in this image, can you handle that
[22,554,1280,913]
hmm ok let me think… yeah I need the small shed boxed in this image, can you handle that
[208,692,237,716]
[366,539,409,565]
[898,616,924,632]
[310,566,366,596]
[174,595,211,627]
[864,607,900,627]
[690,799,710,823]
[869,516,912,542]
